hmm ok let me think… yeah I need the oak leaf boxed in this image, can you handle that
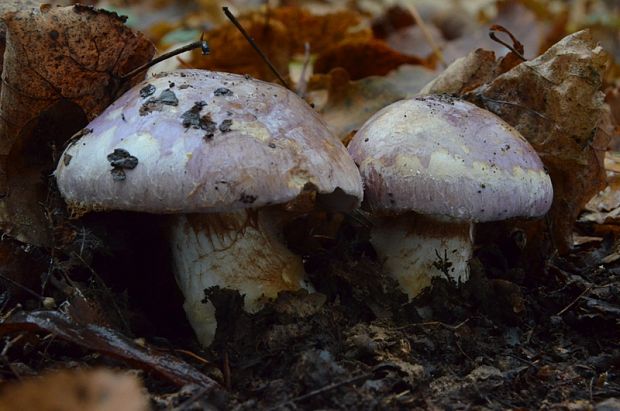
[469,30,610,253]
[192,7,370,81]
[0,5,154,246]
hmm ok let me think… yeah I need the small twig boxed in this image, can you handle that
[222,6,290,89]
[0,273,44,301]
[222,350,231,390]
[70,252,131,333]
[173,386,211,411]
[120,34,210,81]
[0,334,23,357]
[555,285,593,316]
[506,353,538,368]
[405,2,446,67]
[268,371,373,410]
[0,340,24,381]
[174,348,210,365]
[396,318,470,332]
[295,42,312,98]
[455,339,474,362]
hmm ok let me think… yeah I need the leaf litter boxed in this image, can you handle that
[0,1,619,410]
[0,4,154,246]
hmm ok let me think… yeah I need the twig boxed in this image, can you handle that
[0,273,44,301]
[222,6,290,89]
[555,285,593,316]
[70,252,131,334]
[222,350,231,390]
[396,318,470,331]
[507,353,537,368]
[268,371,373,410]
[120,35,210,81]
[295,42,312,97]
[0,334,23,357]
[404,2,446,67]
[0,335,24,381]
[174,348,210,365]
[455,339,473,362]
[173,386,211,411]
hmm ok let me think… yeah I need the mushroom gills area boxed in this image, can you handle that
[171,208,309,346]
[371,213,472,298]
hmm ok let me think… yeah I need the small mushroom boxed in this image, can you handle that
[55,70,363,346]
[348,95,553,297]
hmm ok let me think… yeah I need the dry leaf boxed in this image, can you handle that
[0,368,150,411]
[0,5,155,246]
[580,151,620,224]
[320,65,437,141]
[420,48,498,95]
[314,37,427,80]
[468,30,610,253]
[192,7,369,81]
[0,1,53,83]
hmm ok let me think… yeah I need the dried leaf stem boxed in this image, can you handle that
[222,6,291,89]
[404,1,446,67]
[120,36,210,81]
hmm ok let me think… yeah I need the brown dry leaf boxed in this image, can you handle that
[580,152,620,224]
[320,65,437,141]
[0,5,155,246]
[0,368,150,411]
[420,48,498,95]
[0,1,53,81]
[192,7,370,81]
[314,37,427,80]
[469,30,610,253]
[606,85,620,150]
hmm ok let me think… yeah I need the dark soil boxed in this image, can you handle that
[0,211,618,410]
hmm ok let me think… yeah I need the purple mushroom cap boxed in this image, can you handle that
[55,70,362,215]
[348,95,553,222]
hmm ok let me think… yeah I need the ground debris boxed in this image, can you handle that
[0,310,220,389]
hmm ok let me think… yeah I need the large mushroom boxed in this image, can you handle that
[55,69,363,346]
[348,95,553,298]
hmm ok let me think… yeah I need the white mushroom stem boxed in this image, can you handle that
[170,208,309,346]
[370,213,473,298]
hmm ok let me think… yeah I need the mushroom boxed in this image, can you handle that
[347,95,553,298]
[55,70,363,346]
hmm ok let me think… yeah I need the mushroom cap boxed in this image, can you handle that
[348,95,553,222]
[55,70,362,214]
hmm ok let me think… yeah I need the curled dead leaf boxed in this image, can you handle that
[0,5,155,246]
[315,37,428,80]
[468,30,610,253]
[420,48,498,95]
